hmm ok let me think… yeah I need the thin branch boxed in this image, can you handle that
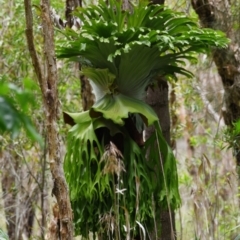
[24,0,46,94]
[20,147,42,190]
[196,86,225,128]
[41,131,48,239]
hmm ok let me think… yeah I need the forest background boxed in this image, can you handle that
[0,0,240,239]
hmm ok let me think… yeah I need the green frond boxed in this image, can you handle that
[64,112,102,201]
[65,109,181,236]
[81,68,116,101]
[59,0,229,237]
[90,93,158,126]
[57,0,229,96]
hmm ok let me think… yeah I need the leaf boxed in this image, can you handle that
[234,234,240,240]
[64,108,178,235]
[57,0,229,97]
[234,119,240,134]
[82,68,116,101]
[0,96,43,145]
[0,229,9,240]
[116,44,161,99]
[0,81,43,145]
[144,122,181,209]
[22,77,39,91]
[64,111,123,201]
[0,96,22,134]
[90,93,158,126]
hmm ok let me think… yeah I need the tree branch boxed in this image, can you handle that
[24,0,46,94]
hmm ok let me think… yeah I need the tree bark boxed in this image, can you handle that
[145,79,176,240]
[145,0,176,239]
[191,0,240,165]
[1,151,18,240]
[65,0,82,28]
[65,0,95,111]
[24,0,73,239]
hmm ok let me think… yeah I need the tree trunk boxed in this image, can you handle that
[191,0,240,165]
[65,0,95,111]
[65,0,82,28]
[24,0,73,238]
[1,151,18,240]
[145,0,176,239]
[191,0,240,236]
[145,79,176,240]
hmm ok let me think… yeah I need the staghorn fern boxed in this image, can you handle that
[57,0,229,238]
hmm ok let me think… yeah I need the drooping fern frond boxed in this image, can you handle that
[58,0,229,238]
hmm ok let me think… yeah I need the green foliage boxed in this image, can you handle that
[57,0,229,91]
[0,0,44,145]
[225,120,240,147]
[57,0,229,237]
[0,229,8,240]
[90,93,158,126]
[64,94,181,237]
[0,82,43,145]
[223,119,240,161]
[64,110,180,237]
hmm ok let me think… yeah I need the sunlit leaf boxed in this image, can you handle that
[90,93,158,126]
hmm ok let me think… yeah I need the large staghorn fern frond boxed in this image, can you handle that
[58,0,229,238]
[57,0,229,96]
[64,110,180,237]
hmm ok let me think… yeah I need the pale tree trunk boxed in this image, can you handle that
[191,0,240,234]
[1,154,17,240]
[0,146,40,240]
[24,0,73,239]
[191,0,240,165]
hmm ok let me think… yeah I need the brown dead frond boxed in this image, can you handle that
[100,141,125,176]
[99,212,116,235]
